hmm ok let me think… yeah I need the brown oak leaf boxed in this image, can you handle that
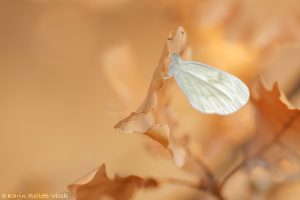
[68,164,158,200]
[221,78,300,191]
[243,79,300,184]
[114,27,194,169]
[248,79,300,157]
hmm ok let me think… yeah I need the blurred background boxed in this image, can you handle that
[0,0,300,199]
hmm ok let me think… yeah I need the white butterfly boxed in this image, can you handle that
[168,54,249,115]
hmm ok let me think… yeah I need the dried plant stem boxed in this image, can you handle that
[259,113,300,154]
[186,150,226,200]
[220,112,300,190]
[278,140,300,161]
[158,177,204,190]
[161,148,226,199]
[219,157,247,189]
[159,177,225,200]
[187,149,215,181]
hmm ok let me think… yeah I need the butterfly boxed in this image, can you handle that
[167,53,250,115]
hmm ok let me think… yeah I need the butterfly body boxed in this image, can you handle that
[168,54,249,115]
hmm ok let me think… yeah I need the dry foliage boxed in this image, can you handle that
[247,79,300,158]
[68,164,158,200]
[1,1,300,200]
[68,25,300,200]
[114,27,195,169]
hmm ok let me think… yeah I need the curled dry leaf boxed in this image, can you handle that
[114,27,195,169]
[244,79,300,181]
[68,164,158,200]
[220,78,300,192]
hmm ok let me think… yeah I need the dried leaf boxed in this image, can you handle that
[244,79,300,183]
[68,164,158,200]
[114,27,193,168]
[258,44,300,99]
[114,112,155,134]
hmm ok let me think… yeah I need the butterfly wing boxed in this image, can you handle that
[172,61,249,115]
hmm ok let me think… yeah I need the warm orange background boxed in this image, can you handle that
[0,0,300,200]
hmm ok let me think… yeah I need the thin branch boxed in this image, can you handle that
[278,140,300,161]
[161,148,226,199]
[219,157,247,189]
[258,113,300,154]
[158,177,225,200]
[158,177,204,190]
[186,149,226,200]
[219,112,300,189]
[187,149,215,181]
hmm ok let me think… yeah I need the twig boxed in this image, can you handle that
[219,113,300,190]
[187,149,225,200]
[278,140,300,161]
[187,149,215,181]
[159,177,226,200]
[257,113,300,155]
[158,177,204,190]
[219,157,247,189]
